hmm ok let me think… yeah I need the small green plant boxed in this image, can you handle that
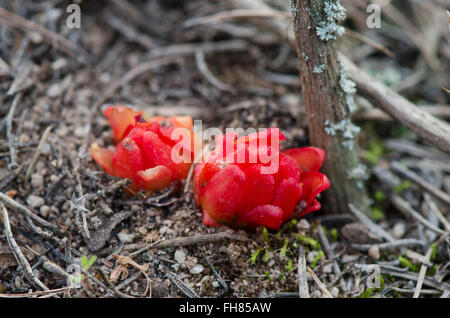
[430,243,437,262]
[398,255,419,272]
[280,239,289,257]
[364,138,385,165]
[359,287,377,298]
[394,180,412,194]
[330,228,338,241]
[374,190,386,202]
[262,249,270,263]
[311,250,324,269]
[371,207,384,221]
[285,258,294,272]
[261,227,270,243]
[249,248,261,265]
[296,234,320,249]
[81,255,97,271]
[70,255,97,287]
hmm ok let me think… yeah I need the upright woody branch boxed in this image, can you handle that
[292,0,369,214]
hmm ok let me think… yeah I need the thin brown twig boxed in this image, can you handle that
[413,246,434,298]
[184,9,291,28]
[345,28,395,58]
[307,267,333,298]
[128,232,248,257]
[195,49,233,91]
[391,161,450,206]
[0,7,92,64]
[25,126,52,181]
[6,93,22,170]
[424,194,450,232]
[1,202,49,291]
[348,203,395,242]
[351,239,425,251]
[0,192,60,234]
[391,195,447,236]
[0,287,70,298]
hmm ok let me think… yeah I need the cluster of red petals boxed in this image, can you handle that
[90,106,197,193]
[193,129,330,230]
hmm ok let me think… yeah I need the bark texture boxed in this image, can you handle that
[292,0,369,214]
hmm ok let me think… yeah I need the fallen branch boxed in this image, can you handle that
[0,192,60,234]
[340,55,450,154]
[391,161,450,206]
[390,195,447,236]
[348,203,395,243]
[6,93,21,170]
[351,239,425,251]
[128,232,248,257]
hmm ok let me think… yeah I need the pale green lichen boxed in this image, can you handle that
[313,64,326,73]
[339,59,357,113]
[301,52,309,62]
[324,118,360,150]
[316,0,346,41]
[347,164,368,189]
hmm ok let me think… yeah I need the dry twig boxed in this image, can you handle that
[1,202,49,291]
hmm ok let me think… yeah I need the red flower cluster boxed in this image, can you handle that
[90,106,198,193]
[193,129,330,230]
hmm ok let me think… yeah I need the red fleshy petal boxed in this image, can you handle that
[213,131,239,162]
[296,200,322,218]
[90,143,115,175]
[142,130,181,175]
[299,171,330,205]
[283,147,325,172]
[202,209,222,227]
[236,127,286,146]
[235,205,283,230]
[236,165,275,215]
[200,165,246,225]
[135,165,174,192]
[272,177,302,222]
[173,116,194,132]
[112,138,144,179]
[103,106,142,143]
[193,162,221,205]
[273,153,301,188]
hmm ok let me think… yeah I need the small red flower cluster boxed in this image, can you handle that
[193,129,330,230]
[90,106,198,193]
[91,106,330,231]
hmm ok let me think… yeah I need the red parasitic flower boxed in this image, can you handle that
[193,128,330,230]
[91,106,199,193]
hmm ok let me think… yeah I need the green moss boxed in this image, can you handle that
[262,227,270,243]
[249,248,261,264]
[364,138,385,165]
[374,190,386,202]
[285,258,294,271]
[371,207,384,221]
[330,228,338,241]
[430,243,437,262]
[296,234,321,249]
[311,250,324,269]
[263,249,270,263]
[398,255,420,272]
[394,180,412,194]
[280,239,289,257]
